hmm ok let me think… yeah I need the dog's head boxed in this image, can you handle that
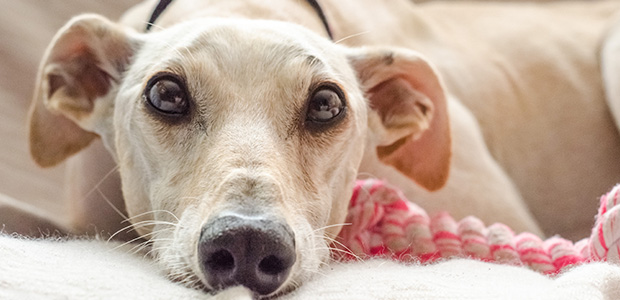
[29,14,450,297]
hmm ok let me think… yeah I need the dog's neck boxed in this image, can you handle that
[144,0,334,40]
[135,0,436,49]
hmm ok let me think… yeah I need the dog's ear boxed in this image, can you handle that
[349,48,451,191]
[29,14,140,167]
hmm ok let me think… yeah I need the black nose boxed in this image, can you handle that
[198,215,296,295]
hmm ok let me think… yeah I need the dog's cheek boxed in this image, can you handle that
[325,92,368,238]
[285,126,363,285]
[117,161,154,236]
[114,130,154,236]
[111,91,159,235]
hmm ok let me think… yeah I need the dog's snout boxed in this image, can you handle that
[198,215,296,295]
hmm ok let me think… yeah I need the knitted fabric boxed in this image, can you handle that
[335,179,620,274]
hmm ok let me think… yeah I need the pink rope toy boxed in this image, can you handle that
[334,179,620,274]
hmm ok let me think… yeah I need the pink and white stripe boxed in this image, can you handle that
[589,184,620,261]
[334,179,620,274]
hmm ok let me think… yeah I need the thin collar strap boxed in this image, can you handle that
[145,0,173,31]
[304,0,333,40]
[144,0,334,40]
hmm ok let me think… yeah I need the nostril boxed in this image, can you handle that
[199,215,296,295]
[258,255,286,276]
[206,249,235,272]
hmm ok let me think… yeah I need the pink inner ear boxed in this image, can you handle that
[370,78,421,125]
[29,15,128,167]
[377,123,451,191]
[372,75,451,191]
[47,28,113,107]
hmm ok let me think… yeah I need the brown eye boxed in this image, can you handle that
[145,75,189,115]
[306,85,345,124]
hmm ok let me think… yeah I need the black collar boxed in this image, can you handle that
[145,0,173,31]
[145,0,334,40]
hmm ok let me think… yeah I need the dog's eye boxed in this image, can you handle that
[145,75,189,115]
[306,85,345,124]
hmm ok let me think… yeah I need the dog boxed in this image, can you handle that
[5,0,620,297]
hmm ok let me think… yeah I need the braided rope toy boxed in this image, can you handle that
[334,179,620,274]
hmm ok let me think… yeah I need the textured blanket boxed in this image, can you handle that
[1,235,620,299]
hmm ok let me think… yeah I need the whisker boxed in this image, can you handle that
[309,232,364,262]
[320,234,346,246]
[308,231,353,255]
[316,260,332,269]
[137,221,179,229]
[97,188,129,220]
[300,266,328,279]
[334,30,371,45]
[144,237,181,258]
[129,219,180,229]
[109,218,180,243]
[144,22,166,31]
[110,237,147,253]
[82,165,120,200]
[130,222,178,235]
[128,234,176,256]
[126,240,153,255]
[123,209,181,224]
[145,245,168,258]
[110,228,171,252]
[107,222,143,242]
[323,246,364,262]
[79,165,129,222]
[285,277,302,291]
[312,222,352,233]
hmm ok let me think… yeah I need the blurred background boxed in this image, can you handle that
[0,0,560,224]
[0,1,139,217]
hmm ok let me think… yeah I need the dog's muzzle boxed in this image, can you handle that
[198,214,296,295]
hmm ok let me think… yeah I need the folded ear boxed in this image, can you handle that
[349,48,451,191]
[29,14,140,167]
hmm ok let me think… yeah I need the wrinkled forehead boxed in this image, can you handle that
[122,17,365,136]
[138,18,348,83]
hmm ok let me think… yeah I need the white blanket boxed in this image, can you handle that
[1,235,620,300]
